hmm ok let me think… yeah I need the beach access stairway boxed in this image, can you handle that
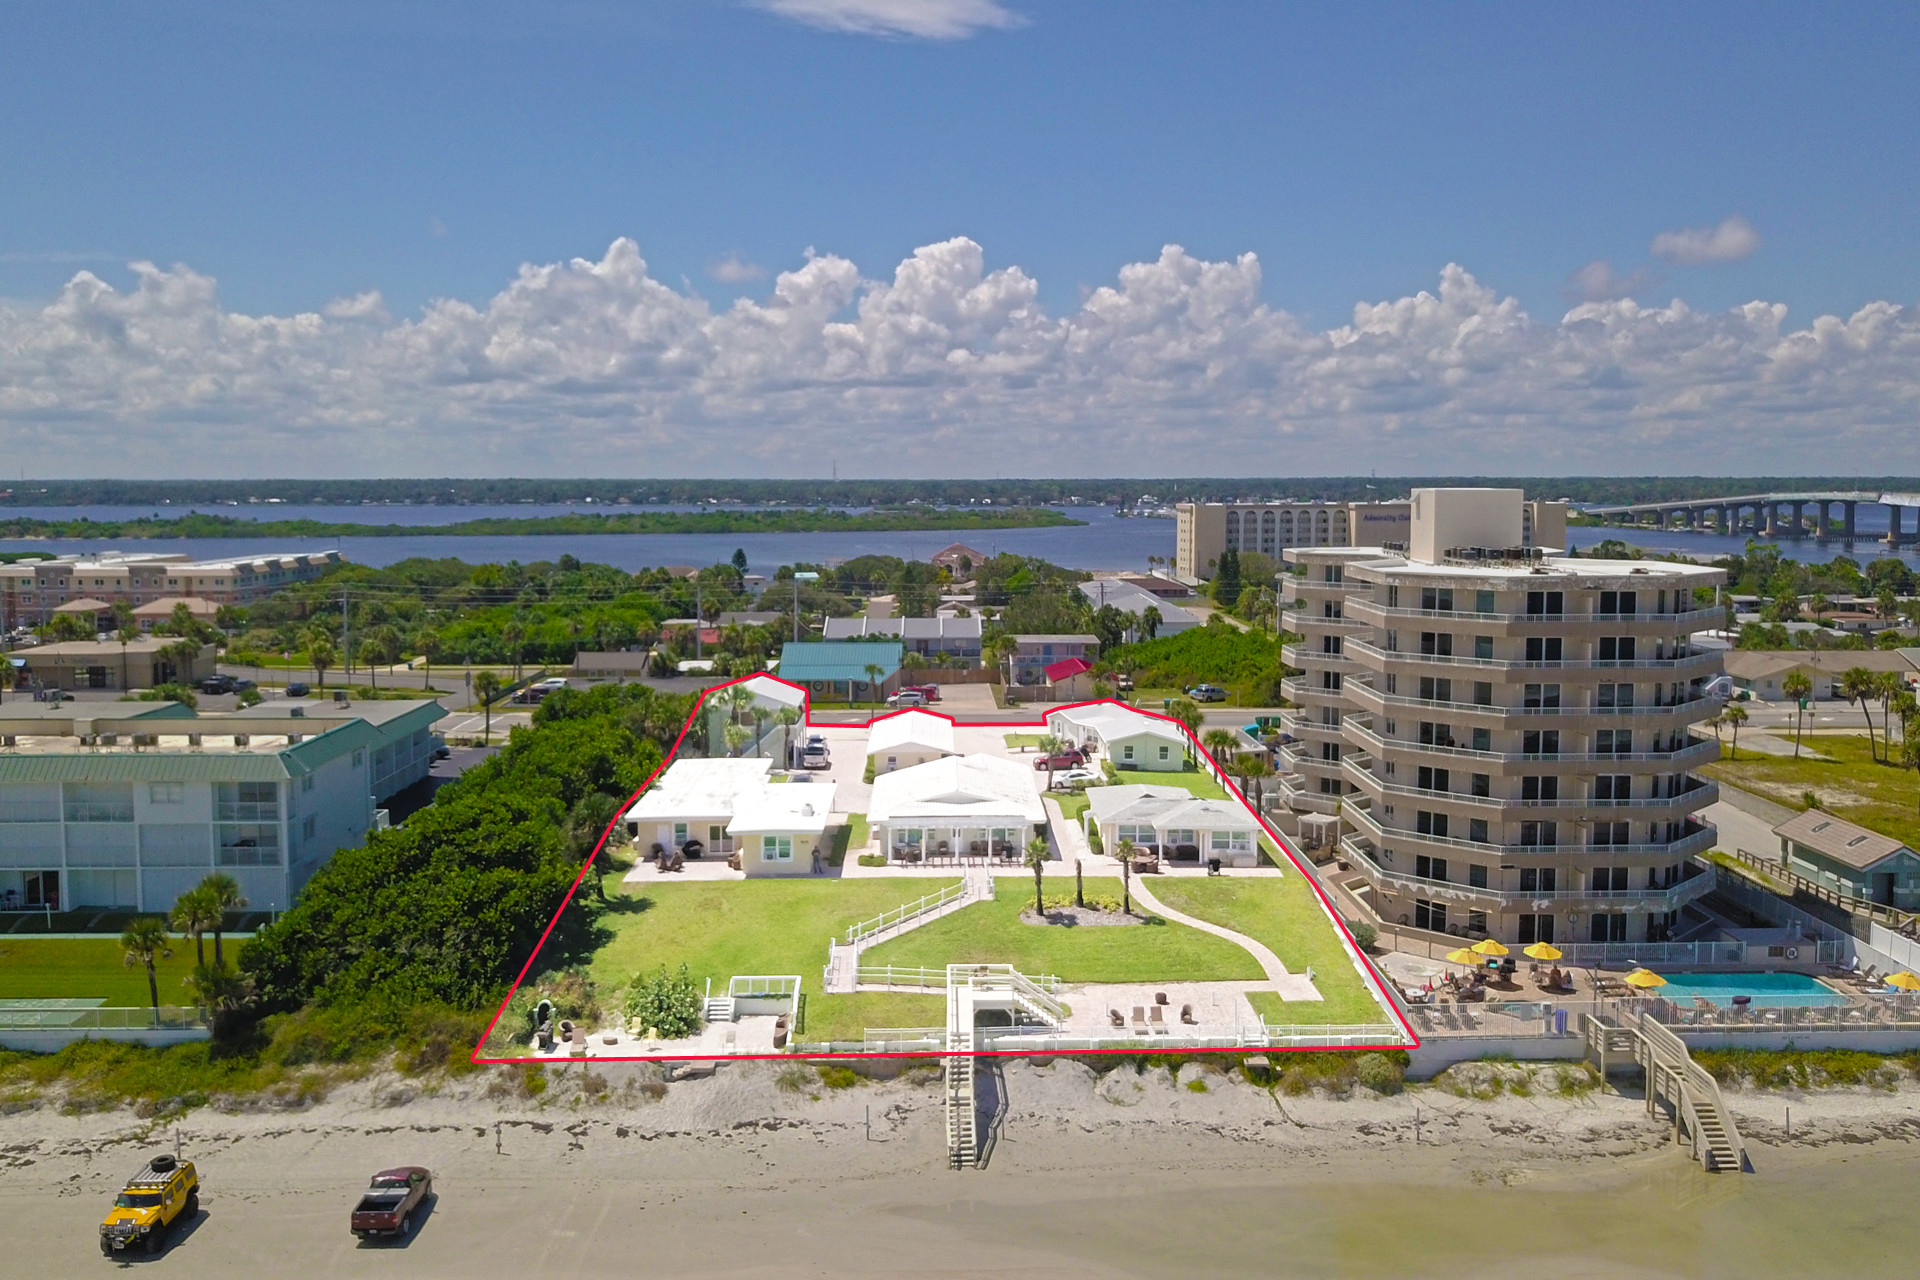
[1584,1011,1750,1174]
[824,869,994,994]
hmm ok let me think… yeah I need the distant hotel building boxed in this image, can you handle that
[0,551,344,629]
[1278,488,1722,947]
[1175,498,1567,582]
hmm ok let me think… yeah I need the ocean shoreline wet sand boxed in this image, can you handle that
[5,1058,1919,1278]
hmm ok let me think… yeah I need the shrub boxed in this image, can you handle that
[1185,1078,1209,1093]
[858,854,889,867]
[1355,1053,1403,1094]
[1345,920,1378,952]
[816,1065,860,1089]
[774,1065,813,1093]
[624,964,701,1039]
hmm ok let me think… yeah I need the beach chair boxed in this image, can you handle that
[1149,1006,1168,1034]
[1132,1006,1148,1033]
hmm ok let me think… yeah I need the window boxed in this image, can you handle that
[1468,863,1488,888]
[1320,742,1342,762]
[352,749,364,768]
[1592,824,1630,848]
[1522,729,1559,755]
[1518,867,1558,892]
[1597,683,1634,709]
[1470,773,1490,797]
[1472,681,1492,706]
[1415,810,1448,838]
[1518,914,1554,944]
[1122,745,1135,760]
[1524,636,1563,662]
[1518,820,1558,847]
[1598,590,1637,616]
[1520,776,1558,801]
[1416,765,1450,791]
[1589,913,1628,942]
[1595,775,1631,802]
[1321,671,1343,691]
[1466,910,1488,935]
[1386,586,1399,607]
[214,781,277,823]
[301,773,314,793]
[1419,631,1452,657]
[1420,587,1455,612]
[1414,899,1447,932]
[1210,829,1251,853]
[1524,590,1563,617]
[673,822,689,846]
[1474,635,1494,660]
[215,825,280,866]
[147,783,184,805]
[1415,854,1448,880]
[1117,824,1154,847]
[1522,683,1561,709]
[1474,590,1495,613]
[1417,676,1453,702]
[761,835,793,861]
[1596,729,1633,755]
[1157,745,1170,760]
[1597,636,1637,662]
[1321,635,1344,655]
[1471,727,1492,752]
[1468,818,1489,842]
[1418,721,1452,746]
[302,815,317,840]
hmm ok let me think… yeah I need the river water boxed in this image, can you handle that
[2,503,1918,574]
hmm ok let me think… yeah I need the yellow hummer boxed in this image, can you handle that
[100,1154,198,1257]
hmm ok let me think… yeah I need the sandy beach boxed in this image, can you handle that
[5,1058,1920,1278]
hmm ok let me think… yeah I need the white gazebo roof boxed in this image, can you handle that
[865,709,956,758]
[868,753,1046,826]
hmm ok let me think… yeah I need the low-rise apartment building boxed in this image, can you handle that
[12,639,216,692]
[1178,498,1569,581]
[821,615,984,661]
[1281,488,1724,947]
[0,551,345,628]
[0,697,444,915]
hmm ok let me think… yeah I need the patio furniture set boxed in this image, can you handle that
[1106,991,1200,1035]
[891,840,1021,866]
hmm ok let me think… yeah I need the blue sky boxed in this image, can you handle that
[2,2,1919,477]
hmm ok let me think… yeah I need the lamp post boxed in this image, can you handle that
[791,572,819,643]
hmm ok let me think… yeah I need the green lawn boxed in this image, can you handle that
[1003,733,1047,749]
[1053,791,1092,823]
[585,878,962,1044]
[0,937,205,1006]
[861,877,1263,982]
[1702,734,1920,851]
[1112,767,1228,799]
[1149,876,1386,1025]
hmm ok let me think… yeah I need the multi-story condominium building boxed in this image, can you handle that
[0,551,345,629]
[0,697,443,916]
[1179,497,1571,582]
[1281,488,1723,947]
[1275,547,1378,818]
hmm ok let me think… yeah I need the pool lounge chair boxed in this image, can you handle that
[1132,1006,1148,1033]
[1149,1006,1168,1034]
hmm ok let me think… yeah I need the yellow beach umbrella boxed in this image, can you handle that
[1624,968,1668,989]
[1471,938,1510,958]
[1883,971,1920,991]
[1523,942,1564,961]
[1445,947,1481,965]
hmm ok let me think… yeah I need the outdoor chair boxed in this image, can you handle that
[1155,991,1169,1006]
[1109,1008,1125,1028]
[1132,1006,1148,1032]
[1180,1004,1196,1025]
[1149,1006,1168,1033]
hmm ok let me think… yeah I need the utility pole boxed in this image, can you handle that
[791,571,819,643]
[694,574,703,660]
[341,590,351,683]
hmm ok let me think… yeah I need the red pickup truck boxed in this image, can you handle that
[351,1167,433,1240]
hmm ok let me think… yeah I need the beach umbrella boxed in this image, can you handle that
[1470,938,1509,958]
[1883,971,1920,991]
[1445,947,1481,965]
[1522,942,1563,961]
[1624,968,1667,989]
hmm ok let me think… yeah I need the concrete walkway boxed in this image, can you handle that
[1126,877,1321,1000]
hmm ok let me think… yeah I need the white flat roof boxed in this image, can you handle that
[728,781,838,836]
[623,757,773,822]
[865,709,956,757]
[867,753,1046,826]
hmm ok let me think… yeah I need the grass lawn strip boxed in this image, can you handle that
[1003,733,1047,748]
[1148,876,1386,1025]
[1111,767,1230,799]
[587,878,961,1043]
[1702,734,1920,851]
[860,877,1263,983]
[0,938,205,1006]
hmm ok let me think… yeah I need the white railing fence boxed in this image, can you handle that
[845,880,973,946]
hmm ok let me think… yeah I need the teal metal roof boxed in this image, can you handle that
[776,641,904,683]
[0,753,293,783]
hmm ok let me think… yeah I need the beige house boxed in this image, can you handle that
[1084,784,1263,868]
[1722,650,1917,701]
[132,597,221,632]
[620,757,839,877]
[865,709,955,774]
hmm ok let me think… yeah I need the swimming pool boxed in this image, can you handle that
[1656,972,1847,1008]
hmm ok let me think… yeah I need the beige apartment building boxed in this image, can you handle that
[1279,488,1723,948]
[1178,495,1569,582]
[0,551,344,629]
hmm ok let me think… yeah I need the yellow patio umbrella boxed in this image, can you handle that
[1522,941,1564,961]
[1624,968,1668,989]
[1883,971,1920,991]
[1471,938,1510,958]
[1445,947,1481,965]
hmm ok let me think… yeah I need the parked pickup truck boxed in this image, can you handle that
[100,1154,197,1256]
[351,1167,433,1240]
[1031,749,1087,771]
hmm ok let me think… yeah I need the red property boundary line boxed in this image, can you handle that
[471,674,1419,1064]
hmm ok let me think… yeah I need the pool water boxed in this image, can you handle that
[1656,971,1847,1008]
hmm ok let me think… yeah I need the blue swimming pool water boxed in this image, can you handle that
[1657,972,1847,1008]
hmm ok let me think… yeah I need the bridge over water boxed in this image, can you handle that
[1584,491,1920,546]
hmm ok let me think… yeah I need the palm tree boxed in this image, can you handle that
[473,669,503,743]
[1114,837,1136,916]
[1035,733,1065,789]
[751,704,772,755]
[500,620,527,683]
[863,663,885,706]
[1723,702,1749,757]
[1024,836,1050,915]
[775,705,803,766]
[416,627,441,691]
[116,625,139,691]
[1166,697,1203,764]
[723,722,752,757]
[1203,728,1237,771]
[306,629,337,690]
[1140,605,1163,640]
[1233,753,1272,812]
[1782,672,1813,757]
[120,917,172,1027]
[1841,666,1883,762]
[169,886,219,968]
[1705,709,1727,752]
[987,634,1019,688]
[1808,592,1832,622]
[199,873,247,967]
[726,682,756,727]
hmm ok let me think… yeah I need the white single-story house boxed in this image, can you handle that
[865,709,955,774]
[1045,703,1190,772]
[868,754,1047,864]
[1084,784,1263,868]
[622,757,840,877]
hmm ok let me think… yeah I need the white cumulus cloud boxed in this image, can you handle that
[1652,214,1762,266]
[755,0,1023,40]
[1565,259,1656,303]
[708,253,767,284]
[3,237,1918,477]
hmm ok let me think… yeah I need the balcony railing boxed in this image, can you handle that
[1345,639,1722,675]
[1346,599,1723,628]
[1340,835,1717,911]
[1337,762,1719,815]
[1343,802,1718,861]
[1344,680,1723,723]
[1342,719,1723,769]
[1280,644,1358,670]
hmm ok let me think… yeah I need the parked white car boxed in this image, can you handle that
[1049,769,1100,790]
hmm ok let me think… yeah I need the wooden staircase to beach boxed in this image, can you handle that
[1584,1012,1751,1173]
